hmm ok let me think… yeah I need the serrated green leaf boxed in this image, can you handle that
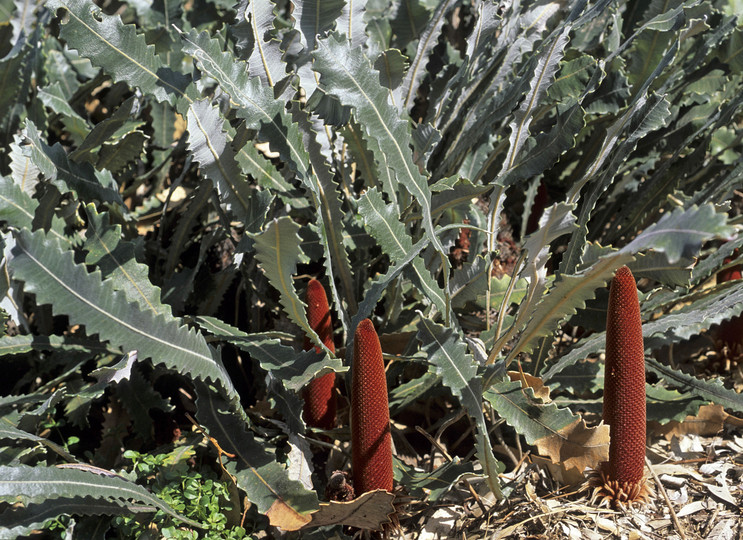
[498,101,585,188]
[186,99,255,215]
[646,357,743,414]
[395,457,476,502]
[291,0,345,52]
[500,27,570,175]
[358,188,447,315]
[643,279,743,347]
[252,217,330,354]
[0,37,25,120]
[114,364,172,436]
[292,106,357,320]
[314,32,446,259]
[0,496,139,538]
[623,204,733,263]
[0,464,199,527]
[626,0,687,91]
[489,202,578,363]
[375,48,407,97]
[178,29,313,195]
[96,131,147,172]
[69,96,138,163]
[234,138,291,193]
[0,176,68,244]
[543,277,743,382]
[47,0,192,107]
[193,382,318,529]
[23,121,123,205]
[83,204,170,317]
[416,319,503,499]
[484,379,579,446]
[0,420,75,462]
[389,371,440,411]
[37,81,87,125]
[0,334,119,356]
[228,336,345,392]
[8,135,42,196]
[400,0,454,110]
[7,229,236,402]
[238,0,286,87]
[548,55,597,102]
[505,256,630,364]
[337,0,367,46]
[645,384,708,424]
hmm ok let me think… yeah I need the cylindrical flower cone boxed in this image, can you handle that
[351,319,393,494]
[588,266,650,507]
[303,279,337,430]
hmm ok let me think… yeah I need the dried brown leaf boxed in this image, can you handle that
[266,499,312,531]
[650,404,726,441]
[303,489,395,530]
[507,370,551,401]
[534,417,610,478]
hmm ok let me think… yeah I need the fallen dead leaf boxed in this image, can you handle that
[533,417,610,482]
[650,404,727,441]
[706,483,737,507]
[266,498,312,531]
[303,489,395,530]
[530,454,586,486]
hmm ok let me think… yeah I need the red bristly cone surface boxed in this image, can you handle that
[302,279,337,430]
[590,266,649,506]
[351,319,393,494]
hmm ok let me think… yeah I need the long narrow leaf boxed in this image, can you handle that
[417,319,503,499]
[7,229,236,401]
[314,32,447,259]
[0,464,200,528]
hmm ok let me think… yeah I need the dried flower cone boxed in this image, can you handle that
[303,279,337,430]
[352,319,393,495]
[589,266,650,507]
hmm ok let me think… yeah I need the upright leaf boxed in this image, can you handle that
[358,188,448,316]
[417,319,503,499]
[313,32,447,259]
[251,217,330,354]
[186,100,255,216]
[194,382,318,531]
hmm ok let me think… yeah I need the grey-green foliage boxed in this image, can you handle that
[0,0,741,535]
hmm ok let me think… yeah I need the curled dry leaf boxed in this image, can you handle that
[506,370,608,483]
[302,489,395,530]
[265,499,312,531]
[649,403,727,441]
[534,417,610,480]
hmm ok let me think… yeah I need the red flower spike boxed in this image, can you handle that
[588,266,650,507]
[302,279,337,430]
[351,319,393,495]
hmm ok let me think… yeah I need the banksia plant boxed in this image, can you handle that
[303,279,337,430]
[351,319,393,495]
[588,266,650,507]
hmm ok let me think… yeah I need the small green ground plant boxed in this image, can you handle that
[0,0,742,536]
